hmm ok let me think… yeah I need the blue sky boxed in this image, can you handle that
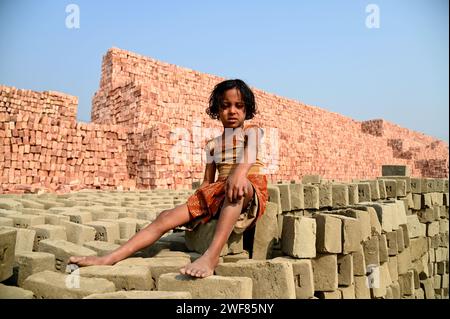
[0,0,448,142]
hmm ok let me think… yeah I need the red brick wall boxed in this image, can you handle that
[92,48,449,184]
[0,47,448,193]
[0,86,134,193]
[0,85,78,122]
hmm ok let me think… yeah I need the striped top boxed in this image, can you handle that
[205,124,265,179]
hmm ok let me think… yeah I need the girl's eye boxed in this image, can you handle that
[220,103,244,109]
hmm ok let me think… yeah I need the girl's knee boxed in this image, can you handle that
[151,209,173,233]
[157,209,173,220]
[247,185,255,198]
[154,206,188,230]
[244,183,255,201]
[239,190,254,209]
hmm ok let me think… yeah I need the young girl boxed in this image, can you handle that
[69,79,268,278]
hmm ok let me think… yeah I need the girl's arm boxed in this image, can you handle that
[199,162,216,188]
[226,126,262,201]
[231,126,261,177]
[199,139,216,188]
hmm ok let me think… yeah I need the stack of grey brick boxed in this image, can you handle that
[0,172,448,300]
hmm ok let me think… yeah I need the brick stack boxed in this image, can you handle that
[0,85,77,122]
[0,48,448,192]
[0,86,134,194]
[92,47,449,183]
[0,188,196,298]
[257,169,448,299]
[1,47,449,193]
[406,177,449,298]
[91,82,158,129]
[0,165,448,299]
[361,119,384,137]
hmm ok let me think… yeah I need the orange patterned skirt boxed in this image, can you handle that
[185,174,268,231]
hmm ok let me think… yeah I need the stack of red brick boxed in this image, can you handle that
[0,85,78,122]
[92,48,449,184]
[0,86,134,194]
[361,119,384,137]
[0,47,448,194]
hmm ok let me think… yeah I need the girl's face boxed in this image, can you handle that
[218,88,246,129]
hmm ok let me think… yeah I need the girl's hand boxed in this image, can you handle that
[198,181,210,189]
[225,173,252,203]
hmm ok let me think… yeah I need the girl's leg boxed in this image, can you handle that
[180,183,254,278]
[69,203,192,267]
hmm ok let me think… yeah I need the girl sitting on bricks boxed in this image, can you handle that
[69,79,269,278]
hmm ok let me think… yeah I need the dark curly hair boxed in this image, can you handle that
[206,79,256,120]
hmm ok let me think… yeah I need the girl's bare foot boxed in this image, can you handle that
[179,253,219,278]
[68,255,114,267]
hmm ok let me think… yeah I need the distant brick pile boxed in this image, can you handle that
[0,47,448,193]
[92,48,449,184]
[0,86,78,122]
[0,86,134,194]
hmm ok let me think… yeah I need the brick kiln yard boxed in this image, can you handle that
[0,47,448,299]
[0,175,448,299]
